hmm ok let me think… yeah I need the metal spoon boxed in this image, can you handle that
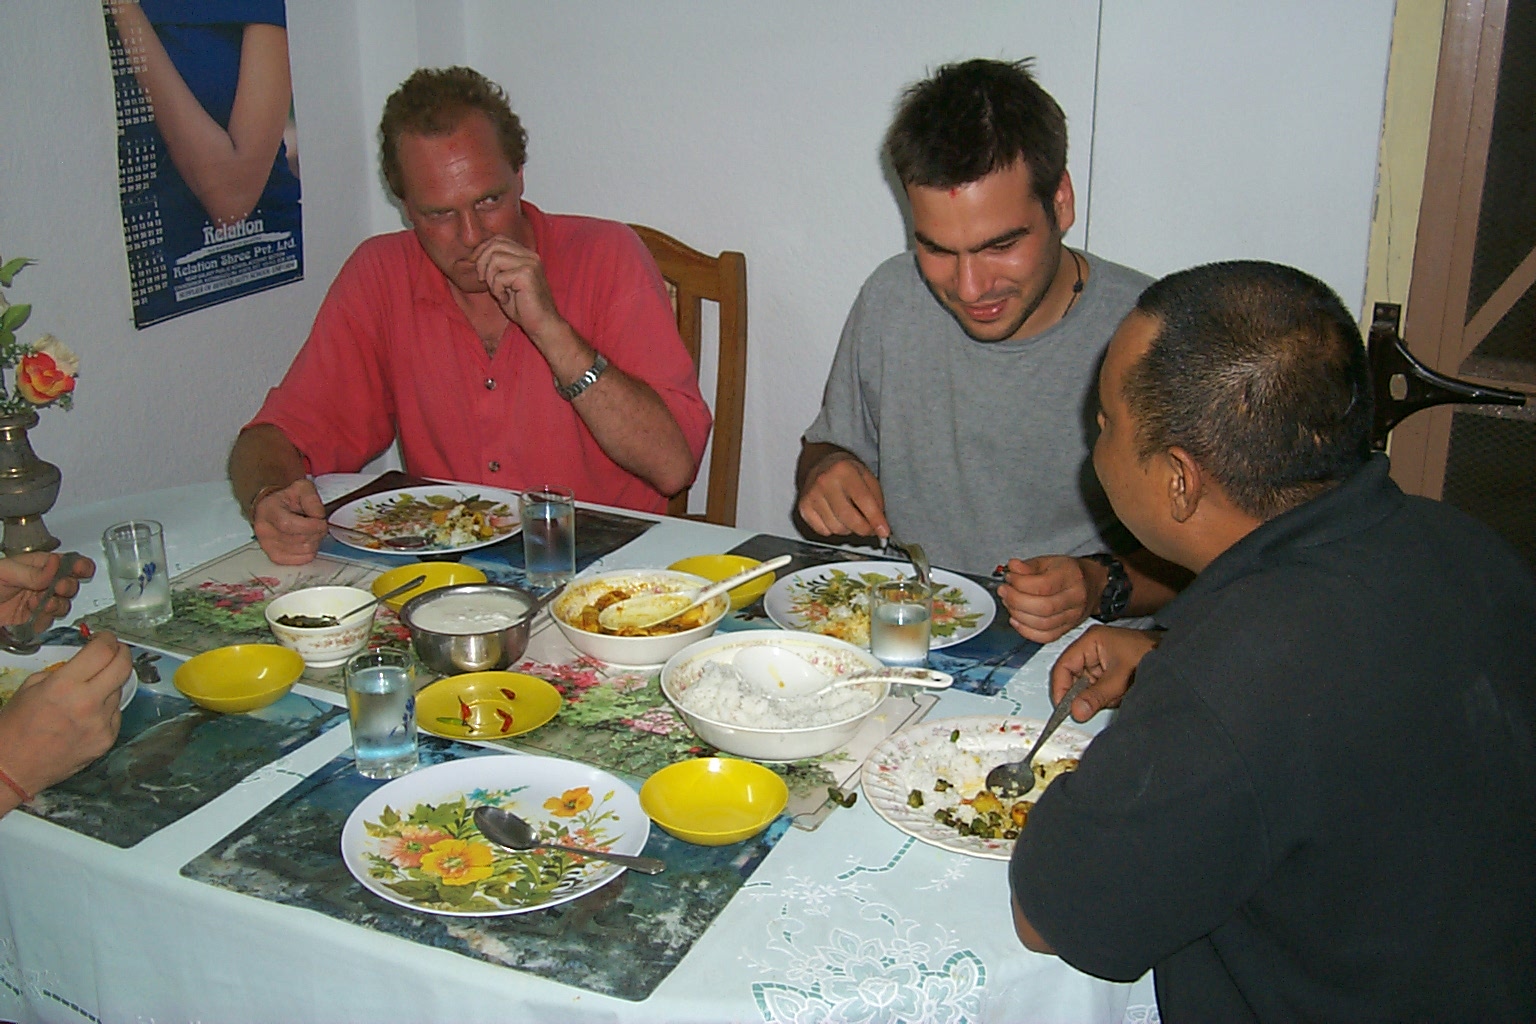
[731,645,952,699]
[472,805,665,874]
[984,675,1094,798]
[336,574,428,624]
[596,555,791,632]
[0,551,83,655]
[887,535,932,591]
[326,522,432,550]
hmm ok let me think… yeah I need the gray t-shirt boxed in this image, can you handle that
[803,250,1151,575]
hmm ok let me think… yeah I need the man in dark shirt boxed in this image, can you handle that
[1009,260,1536,1021]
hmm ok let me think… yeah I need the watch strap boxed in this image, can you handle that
[1084,552,1131,622]
[556,352,609,401]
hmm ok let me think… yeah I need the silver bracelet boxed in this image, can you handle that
[555,353,609,401]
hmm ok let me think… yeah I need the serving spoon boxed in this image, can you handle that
[326,522,432,550]
[596,554,791,632]
[731,645,952,699]
[984,674,1094,798]
[473,805,665,874]
[0,551,84,656]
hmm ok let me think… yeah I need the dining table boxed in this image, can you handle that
[0,476,1157,1024]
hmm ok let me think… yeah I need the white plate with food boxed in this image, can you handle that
[763,560,995,651]
[861,715,1091,860]
[0,644,137,711]
[340,753,649,917]
[328,485,521,555]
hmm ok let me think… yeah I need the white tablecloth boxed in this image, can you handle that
[0,480,1157,1023]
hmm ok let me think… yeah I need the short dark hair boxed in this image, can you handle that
[379,66,528,199]
[1125,261,1373,521]
[885,58,1067,215]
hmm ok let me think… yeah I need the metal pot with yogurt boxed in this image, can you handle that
[399,583,540,675]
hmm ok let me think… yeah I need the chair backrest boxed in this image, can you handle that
[630,223,748,526]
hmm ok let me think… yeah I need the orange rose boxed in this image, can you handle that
[16,350,74,404]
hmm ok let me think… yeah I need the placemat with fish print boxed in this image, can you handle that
[179,737,784,1002]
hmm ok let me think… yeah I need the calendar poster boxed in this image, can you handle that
[105,1,304,328]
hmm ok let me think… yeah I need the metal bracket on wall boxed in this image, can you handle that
[1367,302,1526,450]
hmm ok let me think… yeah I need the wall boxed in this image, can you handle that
[0,0,375,510]
[1090,0,1396,310]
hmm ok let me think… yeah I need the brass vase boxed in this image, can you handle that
[0,410,61,554]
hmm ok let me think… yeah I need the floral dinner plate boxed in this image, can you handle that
[861,715,1092,860]
[763,560,995,651]
[328,485,521,555]
[340,753,648,916]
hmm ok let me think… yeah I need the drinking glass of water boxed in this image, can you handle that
[520,485,576,588]
[101,520,174,627]
[869,578,932,667]
[343,649,419,779]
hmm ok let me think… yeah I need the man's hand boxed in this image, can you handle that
[999,555,1101,643]
[251,479,328,565]
[0,551,93,631]
[0,633,129,805]
[796,450,889,538]
[473,235,564,341]
[1050,624,1161,722]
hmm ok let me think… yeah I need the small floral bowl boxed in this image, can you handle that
[264,585,376,668]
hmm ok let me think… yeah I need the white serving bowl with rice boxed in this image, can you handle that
[660,630,892,761]
[551,569,729,667]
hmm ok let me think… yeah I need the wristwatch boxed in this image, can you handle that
[555,352,609,401]
[1084,553,1131,622]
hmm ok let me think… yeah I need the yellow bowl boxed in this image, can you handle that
[667,554,773,610]
[640,757,789,845]
[372,562,488,611]
[173,644,305,713]
[415,671,563,740]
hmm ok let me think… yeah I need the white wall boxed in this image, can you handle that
[0,0,1394,539]
[0,0,376,511]
[1089,0,1395,310]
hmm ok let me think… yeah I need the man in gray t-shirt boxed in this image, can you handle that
[797,58,1183,641]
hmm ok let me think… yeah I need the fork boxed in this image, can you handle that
[885,534,932,591]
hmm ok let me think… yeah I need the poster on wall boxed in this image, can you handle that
[104,0,303,328]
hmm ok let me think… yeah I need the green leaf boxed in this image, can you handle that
[0,258,32,288]
[0,304,30,332]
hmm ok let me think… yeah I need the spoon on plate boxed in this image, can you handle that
[984,674,1094,798]
[326,522,432,550]
[731,645,952,699]
[0,551,84,656]
[596,555,791,632]
[472,805,665,874]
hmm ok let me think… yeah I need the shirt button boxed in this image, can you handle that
[488,461,500,472]
[484,378,497,390]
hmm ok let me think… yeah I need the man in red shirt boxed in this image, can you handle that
[229,67,711,565]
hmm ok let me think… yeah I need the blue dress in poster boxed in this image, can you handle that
[109,0,303,327]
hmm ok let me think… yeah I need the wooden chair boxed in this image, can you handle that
[630,223,748,526]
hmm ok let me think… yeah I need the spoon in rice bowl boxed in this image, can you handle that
[732,645,952,699]
[596,555,791,632]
